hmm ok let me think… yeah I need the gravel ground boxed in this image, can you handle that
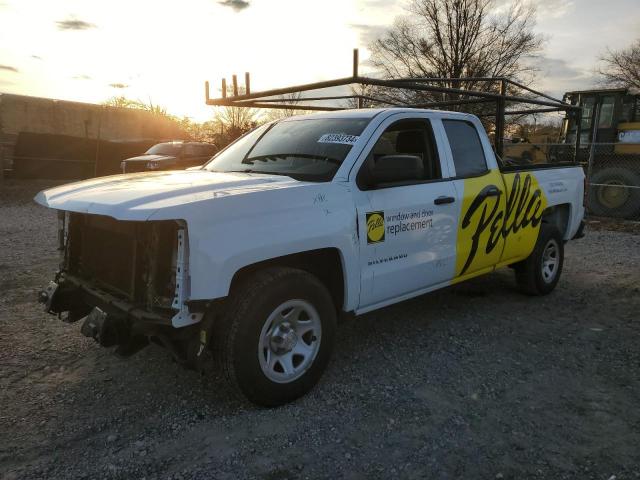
[1,180,639,480]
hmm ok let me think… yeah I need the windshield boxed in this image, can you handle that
[204,118,371,181]
[146,143,183,156]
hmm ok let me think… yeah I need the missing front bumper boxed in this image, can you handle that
[38,275,212,363]
[38,275,173,328]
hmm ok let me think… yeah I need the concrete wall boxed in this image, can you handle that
[0,93,185,173]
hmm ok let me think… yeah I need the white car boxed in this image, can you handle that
[36,108,585,406]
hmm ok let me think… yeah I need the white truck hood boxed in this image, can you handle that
[34,170,301,220]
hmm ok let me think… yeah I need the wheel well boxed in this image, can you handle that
[542,204,571,239]
[229,248,345,312]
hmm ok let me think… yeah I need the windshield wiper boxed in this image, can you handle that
[244,153,340,164]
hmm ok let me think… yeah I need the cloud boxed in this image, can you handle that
[56,18,96,31]
[526,55,598,97]
[528,56,582,79]
[0,64,19,73]
[350,23,388,46]
[360,0,395,6]
[74,74,92,80]
[535,0,575,19]
[493,0,574,19]
[109,83,129,89]
[218,0,250,12]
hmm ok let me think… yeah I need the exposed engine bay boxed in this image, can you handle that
[40,212,209,364]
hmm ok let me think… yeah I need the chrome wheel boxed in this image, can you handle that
[541,239,559,283]
[258,299,322,384]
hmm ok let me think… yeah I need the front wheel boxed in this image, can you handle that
[515,224,564,295]
[215,267,336,407]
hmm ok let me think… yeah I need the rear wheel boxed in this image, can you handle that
[216,267,336,407]
[515,224,564,295]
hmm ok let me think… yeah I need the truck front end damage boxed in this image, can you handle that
[39,211,207,361]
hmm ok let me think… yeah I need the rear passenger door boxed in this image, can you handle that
[442,119,507,280]
[354,116,459,310]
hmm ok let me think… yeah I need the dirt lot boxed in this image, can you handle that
[1,180,639,480]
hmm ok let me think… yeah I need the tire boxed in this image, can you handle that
[215,267,336,407]
[588,167,640,219]
[515,224,564,296]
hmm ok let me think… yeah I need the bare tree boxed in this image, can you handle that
[103,96,229,145]
[215,105,257,132]
[599,39,640,89]
[103,96,170,116]
[368,0,543,105]
[172,117,222,144]
[347,83,387,109]
[262,92,309,121]
[103,96,139,109]
[213,86,260,143]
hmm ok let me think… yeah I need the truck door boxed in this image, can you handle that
[354,117,458,310]
[442,119,507,281]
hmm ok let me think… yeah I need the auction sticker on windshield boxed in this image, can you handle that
[317,133,360,145]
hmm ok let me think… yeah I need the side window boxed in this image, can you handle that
[443,120,487,177]
[598,96,615,128]
[621,96,634,123]
[358,119,441,189]
[204,145,218,156]
[184,144,199,157]
[580,97,596,131]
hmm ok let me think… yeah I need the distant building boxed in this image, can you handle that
[0,93,184,177]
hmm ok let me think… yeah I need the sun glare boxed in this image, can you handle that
[0,0,375,121]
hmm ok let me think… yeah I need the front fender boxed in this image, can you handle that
[156,183,361,311]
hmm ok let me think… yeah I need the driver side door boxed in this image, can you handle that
[354,116,458,311]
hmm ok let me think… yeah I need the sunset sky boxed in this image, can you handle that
[1,0,639,122]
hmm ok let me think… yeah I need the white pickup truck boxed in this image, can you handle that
[36,108,585,406]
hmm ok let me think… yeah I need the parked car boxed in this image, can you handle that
[36,108,585,407]
[120,141,218,173]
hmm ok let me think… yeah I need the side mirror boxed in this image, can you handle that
[369,154,424,185]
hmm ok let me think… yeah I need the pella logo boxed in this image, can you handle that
[366,211,385,244]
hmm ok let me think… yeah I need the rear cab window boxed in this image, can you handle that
[442,120,488,177]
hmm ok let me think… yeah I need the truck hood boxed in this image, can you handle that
[34,170,303,220]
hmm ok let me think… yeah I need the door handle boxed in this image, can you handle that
[486,187,502,197]
[434,195,455,205]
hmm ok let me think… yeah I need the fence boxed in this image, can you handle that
[503,142,640,221]
[6,132,159,179]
